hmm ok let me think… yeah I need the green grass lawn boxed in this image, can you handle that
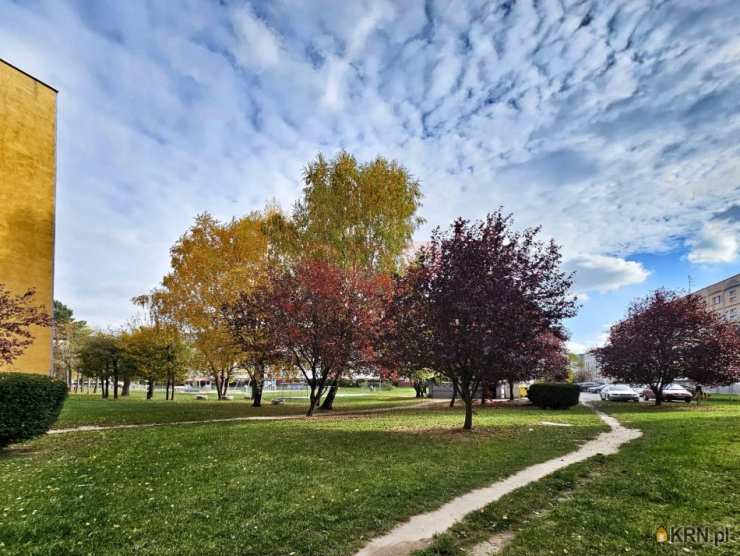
[416,396,740,556]
[54,387,420,428]
[0,404,604,555]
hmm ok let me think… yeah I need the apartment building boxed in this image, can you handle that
[693,273,740,323]
[0,59,57,374]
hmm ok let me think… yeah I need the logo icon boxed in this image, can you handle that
[656,526,668,543]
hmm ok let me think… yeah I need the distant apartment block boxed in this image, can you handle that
[0,59,57,375]
[693,273,740,323]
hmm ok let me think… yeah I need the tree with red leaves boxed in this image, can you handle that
[386,211,577,430]
[222,285,283,408]
[494,330,570,400]
[261,260,390,416]
[0,285,51,368]
[592,290,740,405]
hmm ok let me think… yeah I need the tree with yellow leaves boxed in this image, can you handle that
[152,212,270,400]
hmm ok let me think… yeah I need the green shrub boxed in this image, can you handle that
[0,373,67,447]
[528,382,580,409]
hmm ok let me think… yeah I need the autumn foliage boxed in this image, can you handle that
[592,289,740,404]
[383,211,577,429]
[0,285,51,367]
[233,260,390,416]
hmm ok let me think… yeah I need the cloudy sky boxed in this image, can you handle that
[2,0,739,351]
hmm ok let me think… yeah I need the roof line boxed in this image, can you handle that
[0,58,58,93]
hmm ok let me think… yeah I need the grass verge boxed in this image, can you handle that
[416,397,740,556]
[0,404,604,555]
[54,387,420,428]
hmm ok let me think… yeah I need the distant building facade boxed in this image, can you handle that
[0,59,57,375]
[693,273,740,323]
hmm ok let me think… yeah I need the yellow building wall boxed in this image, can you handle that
[0,60,56,375]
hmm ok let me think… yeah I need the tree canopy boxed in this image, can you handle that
[152,211,271,399]
[592,289,740,404]
[384,211,577,429]
[277,151,423,273]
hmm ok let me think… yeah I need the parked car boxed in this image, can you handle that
[600,384,639,402]
[587,384,607,393]
[576,382,601,392]
[642,384,693,403]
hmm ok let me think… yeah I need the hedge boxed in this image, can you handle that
[0,373,67,448]
[528,382,580,409]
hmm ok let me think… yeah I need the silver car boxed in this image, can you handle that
[600,384,639,402]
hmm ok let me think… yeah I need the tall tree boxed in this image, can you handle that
[592,290,740,405]
[260,260,389,416]
[386,211,577,430]
[154,212,269,399]
[283,151,423,273]
[267,152,423,407]
[0,285,51,368]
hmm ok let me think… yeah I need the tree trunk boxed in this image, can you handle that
[449,380,458,408]
[655,389,663,406]
[147,378,154,400]
[508,378,515,401]
[463,395,473,430]
[222,375,230,398]
[251,376,263,408]
[122,376,131,396]
[169,374,176,400]
[320,378,339,410]
[113,370,119,400]
[307,386,319,417]
[480,383,486,405]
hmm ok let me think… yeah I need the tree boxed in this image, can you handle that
[153,212,270,399]
[492,329,570,400]
[592,290,740,405]
[122,325,189,400]
[222,286,283,408]
[53,300,90,388]
[78,333,134,400]
[260,260,389,416]
[386,211,577,430]
[0,285,51,368]
[278,151,423,273]
[265,152,423,407]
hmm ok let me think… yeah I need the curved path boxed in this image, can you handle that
[48,399,446,435]
[355,402,642,556]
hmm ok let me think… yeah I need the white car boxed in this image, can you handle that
[600,384,640,402]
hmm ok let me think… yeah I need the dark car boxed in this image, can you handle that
[576,382,601,392]
[642,384,693,403]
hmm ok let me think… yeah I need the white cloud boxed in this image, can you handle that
[321,2,391,109]
[1,0,739,331]
[566,340,589,355]
[564,255,650,294]
[687,220,740,264]
[232,5,282,71]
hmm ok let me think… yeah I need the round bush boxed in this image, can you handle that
[528,382,580,409]
[0,373,67,448]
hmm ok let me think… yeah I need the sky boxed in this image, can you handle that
[2,0,739,352]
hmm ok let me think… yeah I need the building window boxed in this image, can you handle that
[712,295,721,304]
